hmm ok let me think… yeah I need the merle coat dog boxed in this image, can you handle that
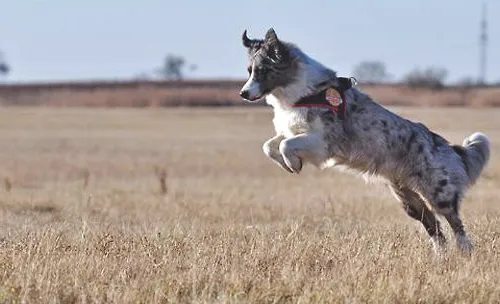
[239,28,490,255]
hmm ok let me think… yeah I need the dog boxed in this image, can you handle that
[239,28,490,255]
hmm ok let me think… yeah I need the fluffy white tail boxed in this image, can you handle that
[457,132,490,185]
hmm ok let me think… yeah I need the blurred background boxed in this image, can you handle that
[1,3,500,302]
[0,0,498,107]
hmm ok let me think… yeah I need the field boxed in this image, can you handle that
[0,106,499,303]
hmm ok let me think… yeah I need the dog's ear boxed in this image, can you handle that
[242,30,252,48]
[264,28,279,45]
[242,29,264,51]
[264,28,288,62]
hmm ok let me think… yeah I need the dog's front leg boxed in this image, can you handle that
[279,133,327,174]
[263,135,294,173]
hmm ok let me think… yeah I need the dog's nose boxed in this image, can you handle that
[239,90,249,99]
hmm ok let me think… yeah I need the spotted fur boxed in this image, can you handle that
[240,28,491,255]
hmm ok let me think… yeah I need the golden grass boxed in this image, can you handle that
[0,106,499,303]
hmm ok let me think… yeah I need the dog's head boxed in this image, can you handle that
[239,28,297,102]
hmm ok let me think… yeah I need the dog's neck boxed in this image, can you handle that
[266,47,337,110]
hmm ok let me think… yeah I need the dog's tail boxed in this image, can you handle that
[453,132,490,185]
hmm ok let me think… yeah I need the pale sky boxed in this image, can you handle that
[1,0,499,84]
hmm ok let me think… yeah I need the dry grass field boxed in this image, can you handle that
[0,106,499,303]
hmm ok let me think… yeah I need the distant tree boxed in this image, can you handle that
[403,66,448,90]
[0,63,8,75]
[156,54,197,80]
[352,60,389,84]
[162,54,185,80]
[0,51,9,77]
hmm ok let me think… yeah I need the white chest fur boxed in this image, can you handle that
[265,94,330,170]
[266,87,326,138]
[272,107,303,137]
[271,106,325,138]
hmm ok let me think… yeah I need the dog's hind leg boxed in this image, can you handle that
[263,135,294,173]
[279,133,327,174]
[390,185,447,253]
[420,176,473,255]
[442,210,472,255]
[434,195,473,256]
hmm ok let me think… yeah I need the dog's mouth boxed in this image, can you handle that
[242,94,264,102]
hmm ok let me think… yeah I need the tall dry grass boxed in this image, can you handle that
[0,106,499,303]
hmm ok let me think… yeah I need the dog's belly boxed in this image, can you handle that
[321,156,391,184]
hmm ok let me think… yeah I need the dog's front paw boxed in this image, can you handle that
[268,158,294,174]
[283,155,303,174]
[279,162,295,174]
[279,140,304,174]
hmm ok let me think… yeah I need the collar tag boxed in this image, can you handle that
[325,88,343,107]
